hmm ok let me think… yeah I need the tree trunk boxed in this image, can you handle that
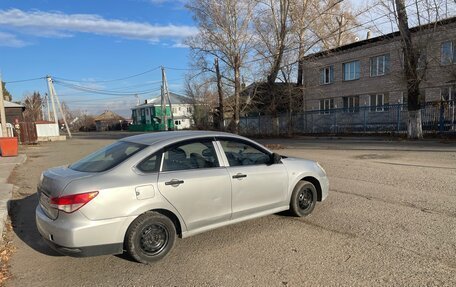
[407,110,423,139]
[287,86,293,136]
[395,0,423,139]
[215,58,224,131]
[233,55,241,134]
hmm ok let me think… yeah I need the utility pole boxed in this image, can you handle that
[45,93,51,121]
[46,76,58,125]
[46,76,72,138]
[0,73,8,137]
[161,67,174,131]
[215,58,224,130]
[160,70,167,131]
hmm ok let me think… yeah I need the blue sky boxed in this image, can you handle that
[0,0,195,117]
[1,0,452,117]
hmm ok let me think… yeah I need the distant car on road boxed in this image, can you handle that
[36,131,329,263]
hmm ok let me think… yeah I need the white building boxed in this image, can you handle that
[131,92,194,130]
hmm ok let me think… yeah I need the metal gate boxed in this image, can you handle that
[18,122,38,144]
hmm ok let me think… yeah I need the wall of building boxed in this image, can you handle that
[36,123,59,137]
[302,21,456,112]
[131,104,193,130]
[5,107,24,124]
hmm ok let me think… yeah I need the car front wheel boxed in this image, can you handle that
[125,211,176,264]
[290,180,317,217]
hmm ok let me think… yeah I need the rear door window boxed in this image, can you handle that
[162,140,219,172]
[69,141,146,172]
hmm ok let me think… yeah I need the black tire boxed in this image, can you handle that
[125,211,176,264]
[290,181,317,217]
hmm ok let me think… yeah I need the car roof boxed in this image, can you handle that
[122,130,248,146]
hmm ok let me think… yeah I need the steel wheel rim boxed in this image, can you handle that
[139,223,169,255]
[298,188,313,211]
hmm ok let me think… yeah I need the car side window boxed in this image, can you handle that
[219,140,271,167]
[137,153,160,173]
[162,141,219,172]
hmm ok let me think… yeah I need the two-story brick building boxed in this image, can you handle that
[301,17,456,115]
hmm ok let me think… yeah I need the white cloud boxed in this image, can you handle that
[0,9,197,42]
[171,42,189,48]
[0,31,28,47]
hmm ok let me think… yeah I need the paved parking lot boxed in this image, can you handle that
[6,134,456,286]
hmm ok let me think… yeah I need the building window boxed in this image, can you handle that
[369,93,389,112]
[343,96,359,112]
[320,66,334,85]
[370,54,389,76]
[319,98,334,114]
[141,109,145,116]
[441,41,455,65]
[343,61,360,81]
[146,109,149,116]
[187,107,192,113]
[174,120,181,125]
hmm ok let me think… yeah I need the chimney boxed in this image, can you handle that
[366,30,372,40]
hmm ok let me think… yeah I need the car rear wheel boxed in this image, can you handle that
[290,181,317,217]
[125,211,176,264]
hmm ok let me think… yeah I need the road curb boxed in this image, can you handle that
[0,154,27,243]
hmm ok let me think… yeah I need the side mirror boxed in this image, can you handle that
[270,153,282,165]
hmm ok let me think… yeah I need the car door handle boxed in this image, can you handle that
[232,173,247,179]
[165,179,185,186]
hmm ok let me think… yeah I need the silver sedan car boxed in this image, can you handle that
[36,131,329,263]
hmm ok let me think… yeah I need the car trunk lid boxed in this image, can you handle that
[38,166,95,220]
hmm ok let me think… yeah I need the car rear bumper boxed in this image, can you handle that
[43,237,123,257]
[36,205,133,255]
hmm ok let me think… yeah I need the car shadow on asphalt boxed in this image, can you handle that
[8,193,62,257]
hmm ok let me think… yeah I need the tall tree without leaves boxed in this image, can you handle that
[254,0,291,86]
[394,0,422,139]
[23,92,43,122]
[186,0,255,133]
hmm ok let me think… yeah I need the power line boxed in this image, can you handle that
[3,77,46,84]
[53,80,162,96]
[163,66,193,71]
[53,66,161,84]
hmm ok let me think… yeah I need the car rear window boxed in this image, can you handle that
[69,141,146,172]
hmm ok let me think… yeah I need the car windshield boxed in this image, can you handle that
[69,141,146,172]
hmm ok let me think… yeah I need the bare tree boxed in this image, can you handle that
[1,82,12,101]
[253,0,292,85]
[186,0,256,133]
[23,92,43,122]
[184,74,218,129]
[394,0,423,139]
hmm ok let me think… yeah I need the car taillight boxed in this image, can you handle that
[50,191,99,213]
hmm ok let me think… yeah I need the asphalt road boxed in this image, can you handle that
[6,134,456,286]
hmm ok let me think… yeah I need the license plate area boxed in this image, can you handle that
[38,188,58,220]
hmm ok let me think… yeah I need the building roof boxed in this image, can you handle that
[304,16,456,60]
[134,92,192,109]
[4,100,25,108]
[94,110,125,122]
